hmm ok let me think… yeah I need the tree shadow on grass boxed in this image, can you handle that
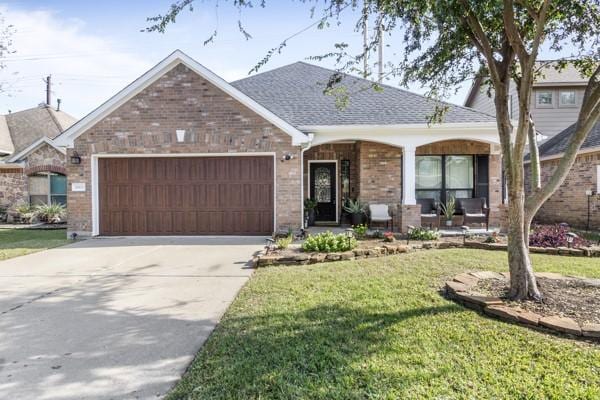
[170,303,461,399]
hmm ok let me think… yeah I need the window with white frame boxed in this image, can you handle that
[559,90,576,107]
[29,172,67,206]
[536,90,554,107]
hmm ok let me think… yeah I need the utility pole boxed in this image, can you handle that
[377,20,384,84]
[362,2,368,78]
[43,75,51,106]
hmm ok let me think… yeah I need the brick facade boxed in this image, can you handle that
[526,150,600,229]
[0,144,67,210]
[67,63,302,236]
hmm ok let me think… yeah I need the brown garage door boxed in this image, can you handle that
[98,156,274,236]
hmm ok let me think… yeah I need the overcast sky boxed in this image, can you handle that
[0,1,570,119]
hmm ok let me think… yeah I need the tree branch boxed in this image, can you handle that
[527,114,541,191]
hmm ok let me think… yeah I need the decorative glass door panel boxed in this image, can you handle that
[309,162,337,222]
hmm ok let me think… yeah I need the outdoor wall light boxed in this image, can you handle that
[281,153,294,162]
[70,151,81,165]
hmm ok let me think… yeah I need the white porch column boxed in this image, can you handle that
[403,145,417,205]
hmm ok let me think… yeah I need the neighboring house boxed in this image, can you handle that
[525,122,600,230]
[0,104,77,211]
[53,50,505,237]
[464,62,588,139]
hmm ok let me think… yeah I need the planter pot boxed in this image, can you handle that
[445,220,453,227]
[351,213,364,226]
[306,209,316,226]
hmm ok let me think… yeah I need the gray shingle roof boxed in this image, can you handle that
[2,105,77,154]
[231,62,495,128]
[538,120,600,158]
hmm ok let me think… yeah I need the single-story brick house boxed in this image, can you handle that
[53,50,505,237]
[526,121,600,230]
[0,105,77,212]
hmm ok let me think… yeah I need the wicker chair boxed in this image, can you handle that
[457,198,490,230]
[417,198,439,228]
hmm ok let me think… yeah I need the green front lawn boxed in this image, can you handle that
[169,249,600,400]
[0,228,70,261]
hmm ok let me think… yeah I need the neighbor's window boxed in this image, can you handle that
[416,155,475,204]
[559,90,576,107]
[536,90,554,107]
[29,172,67,206]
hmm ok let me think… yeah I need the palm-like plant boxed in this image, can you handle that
[35,203,66,224]
[440,197,456,221]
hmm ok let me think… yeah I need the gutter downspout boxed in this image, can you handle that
[299,133,315,228]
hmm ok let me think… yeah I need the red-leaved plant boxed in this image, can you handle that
[529,224,589,248]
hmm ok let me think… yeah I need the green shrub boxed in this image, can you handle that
[35,203,66,223]
[276,235,293,249]
[408,227,440,241]
[352,223,368,239]
[302,231,357,253]
[14,204,36,224]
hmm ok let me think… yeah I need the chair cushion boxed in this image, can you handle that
[465,213,486,218]
[421,213,437,217]
[369,204,390,219]
[371,217,392,221]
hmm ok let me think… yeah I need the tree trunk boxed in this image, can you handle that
[506,184,542,301]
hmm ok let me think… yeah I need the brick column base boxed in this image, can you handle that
[400,204,421,233]
[490,204,509,232]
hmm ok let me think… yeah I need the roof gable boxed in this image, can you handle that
[6,136,66,163]
[54,50,309,147]
[232,62,496,128]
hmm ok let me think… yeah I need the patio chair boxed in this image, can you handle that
[368,204,393,231]
[417,198,440,228]
[457,198,490,230]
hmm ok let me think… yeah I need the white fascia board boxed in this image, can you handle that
[54,50,309,147]
[6,137,66,163]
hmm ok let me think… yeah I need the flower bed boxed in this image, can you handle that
[445,271,600,341]
[255,236,600,267]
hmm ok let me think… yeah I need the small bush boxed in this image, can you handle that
[14,204,37,224]
[484,232,500,243]
[35,203,66,223]
[276,235,293,249]
[352,224,368,239]
[408,227,440,241]
[302,231,357,253]
[529,224,589,248]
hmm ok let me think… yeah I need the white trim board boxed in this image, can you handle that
[6,137,66,163]
[89,152,277,236]
[54,50,309,147]
[308,159,339,224]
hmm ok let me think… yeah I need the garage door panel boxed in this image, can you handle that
[99,157,273,235]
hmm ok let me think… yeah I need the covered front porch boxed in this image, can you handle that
[300,124,505,233]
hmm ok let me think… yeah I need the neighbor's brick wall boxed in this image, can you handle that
[67,63,302,236]
[526,150,600,229]
[358,142,403,229]
[0,170,27,209]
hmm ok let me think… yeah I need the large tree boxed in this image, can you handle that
[147,0,600,300]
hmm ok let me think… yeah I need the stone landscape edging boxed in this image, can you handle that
[445,271,600,341]
[255,240,600,268]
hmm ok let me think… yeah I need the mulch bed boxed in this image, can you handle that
[476,277,600,325]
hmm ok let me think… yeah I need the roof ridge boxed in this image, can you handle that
[45,106,64,133]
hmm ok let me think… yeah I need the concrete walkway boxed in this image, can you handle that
[0,236,264,400]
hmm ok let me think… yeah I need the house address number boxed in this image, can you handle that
[72,182,86,192]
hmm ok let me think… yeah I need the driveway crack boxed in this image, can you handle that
[1,287,68,316]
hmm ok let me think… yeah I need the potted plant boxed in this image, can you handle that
[440,196,456,227]
[343,198,366,226]
[304,198,318,226]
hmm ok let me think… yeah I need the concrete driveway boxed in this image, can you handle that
[0,236,264,400]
